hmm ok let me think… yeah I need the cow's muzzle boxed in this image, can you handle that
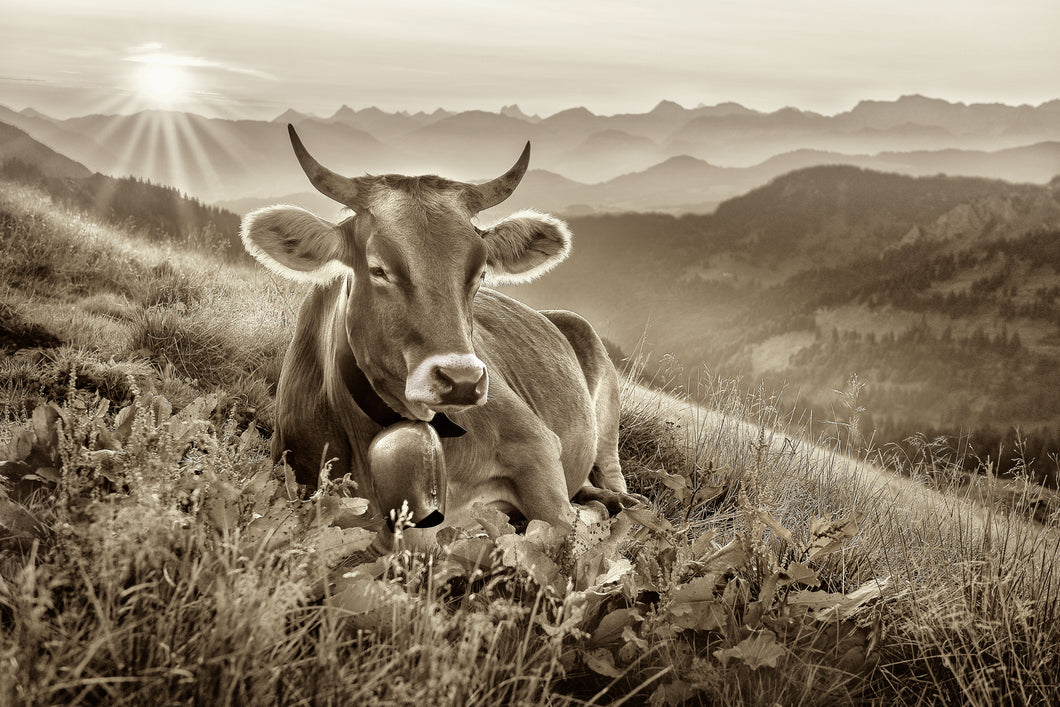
[405,353,488,409]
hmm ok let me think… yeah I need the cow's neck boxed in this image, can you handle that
[332,284,466,438]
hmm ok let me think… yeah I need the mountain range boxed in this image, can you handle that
[2,95,1059,216]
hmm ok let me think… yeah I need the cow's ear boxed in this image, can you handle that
[480,210,572,285]
[241,205,349,282]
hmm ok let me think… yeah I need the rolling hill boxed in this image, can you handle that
[0,121,92,179]
[218,141,1060,219]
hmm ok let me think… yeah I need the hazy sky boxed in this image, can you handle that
[3,0,1058,119]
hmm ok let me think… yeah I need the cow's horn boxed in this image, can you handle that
[466,141,530,212]
[287,124,366,208]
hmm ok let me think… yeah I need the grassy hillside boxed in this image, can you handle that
[2,180,1060,704]
[1,152,245,261]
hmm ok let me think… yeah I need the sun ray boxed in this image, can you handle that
[160,113,198,232]
[89,112,153,218]
[171,114,227,200]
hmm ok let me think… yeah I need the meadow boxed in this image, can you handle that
[2,178,1059,705]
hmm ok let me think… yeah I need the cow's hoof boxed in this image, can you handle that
[573,486,650,517]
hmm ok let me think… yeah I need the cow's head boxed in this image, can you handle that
[241,125,571,422]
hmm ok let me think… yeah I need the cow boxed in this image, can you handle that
[240,125,640,544]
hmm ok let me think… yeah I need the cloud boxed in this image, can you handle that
[123,46,276,81]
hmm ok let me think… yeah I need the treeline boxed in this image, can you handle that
[750,227,1060,323]
[1,158,247,261]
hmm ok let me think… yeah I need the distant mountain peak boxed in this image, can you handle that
[547,106,595,120]
[329,104,358,121]
[650,99,687,114]
[272,108,310,123]
[500,104,540,122]
[897,93,955,105]
[649,154,717,172]
[18,107,50,120]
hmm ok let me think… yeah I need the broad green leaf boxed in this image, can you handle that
[338,496,370,516]
[496,531,564,591]
[780,561,820,588]
[713,630,786,670]
[470,502,516,538]
[30,404,60,455]
[113,403,136,442]
[790,577,890,620]
[310,525,375,565]
[329,572,401,615]
[150,395,173,425]
[9,430,33,463]
[589,607,641,647]
[444,536,497,572]
[701,536,750,573]
[755,509,793,545]
[806,513,862,560]
[0,497,39,540]
[204,479,242,533]
[27,466,60,484]
[582,648,623,678]
[238,424,260,453]
[624,507,675,535]
[649,679,696,707]
[689,528,718,557]
[180,394,218,422]
[692,484,725,507]
[668,575,727,631]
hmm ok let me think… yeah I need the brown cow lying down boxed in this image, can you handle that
[241,126,643,546]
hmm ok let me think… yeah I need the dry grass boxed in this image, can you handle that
[2,179,1059,705]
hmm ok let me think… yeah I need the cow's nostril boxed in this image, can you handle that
[435,363,487,405]
[436,363,485,387]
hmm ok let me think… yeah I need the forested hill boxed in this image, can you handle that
[706,166,1060,264]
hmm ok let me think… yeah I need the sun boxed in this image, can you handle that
[136,62,189,107]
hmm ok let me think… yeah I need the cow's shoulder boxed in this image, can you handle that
[472,289,579,365]
[539,309,613,392]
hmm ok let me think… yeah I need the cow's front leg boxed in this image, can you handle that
[498,428,578,531]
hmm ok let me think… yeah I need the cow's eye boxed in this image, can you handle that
[368,266,389,281]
